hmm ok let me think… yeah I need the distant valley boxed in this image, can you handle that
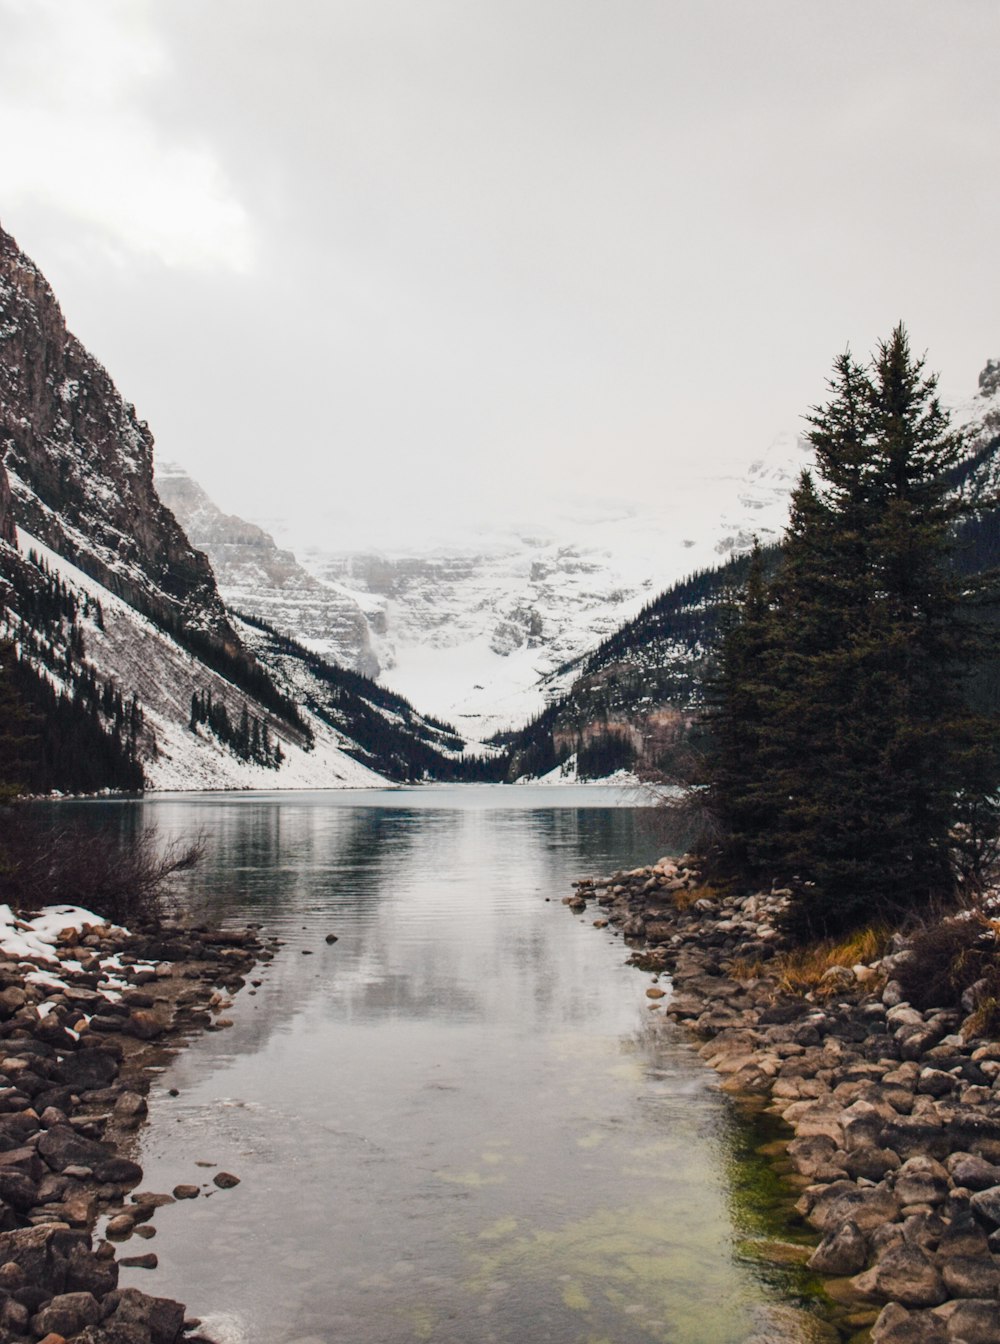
[159,433,812,740]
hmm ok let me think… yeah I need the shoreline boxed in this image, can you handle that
[0,904,275,1344]
[566,858,1000,1344]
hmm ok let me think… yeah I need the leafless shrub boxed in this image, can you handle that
[896,911,1000,1023]
[0,812,203,926]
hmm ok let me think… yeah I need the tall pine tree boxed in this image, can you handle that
[707,326,999,936]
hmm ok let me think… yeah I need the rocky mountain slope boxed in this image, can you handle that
[155,463,379,678]
[0,230,233,651]
[0,224,468,791]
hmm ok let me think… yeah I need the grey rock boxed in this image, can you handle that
[807,1218,868,1275]
[894,1155,951,1208]
[845,1144,902,1181]
[871,1303,947,1344]
[853,1243,946,1307]
[940,1253,1000,1298]
[931,1298,1000,1343]
[104,1286,186,1344]
[37,1123,111,1174]
[31,1289,101,1338]
[52,1050,119,1092]
[946,1153,1000,1192]
[936,1210,990,1258]
[970,1184,1000,1228]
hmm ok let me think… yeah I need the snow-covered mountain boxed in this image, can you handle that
[276,433,814,737]
[158,432,811,743]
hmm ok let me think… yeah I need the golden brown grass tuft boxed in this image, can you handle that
[671,882,718,912]
[741,924,892,999]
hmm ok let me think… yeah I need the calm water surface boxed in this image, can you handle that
[58,787,809,1344]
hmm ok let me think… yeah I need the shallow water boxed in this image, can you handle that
[54,787,814,1344]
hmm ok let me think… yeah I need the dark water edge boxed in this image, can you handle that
[29,787,839,1344]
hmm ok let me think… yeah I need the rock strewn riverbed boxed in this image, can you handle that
[0,908,276,1344]
[566,859,1000,1344]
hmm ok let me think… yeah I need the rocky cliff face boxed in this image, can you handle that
[0,226,235,647]
[155,464,379,677]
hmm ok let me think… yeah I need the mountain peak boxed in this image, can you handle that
[0,223,234,647]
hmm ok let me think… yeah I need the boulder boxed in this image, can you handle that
[30,1289,101,1338]
[114,1092,149,1127]
[931,1298,1000,1343]
[103,1287,185,1344]
[845,1145,901,1181]
[871,1303,947,1344]
[879,1117,949,1162]
[0,1145,43,1181]
[940,1253,1000,1298]
[0,1224,84,1296]
[0,1169,38,1211]
[809,1181,899,1234]
[807,1219,868,1275]
[51,1051,118,1092]
[123,1011,165,1041]
[945,1152,1000,1192]
[969,1184,1000,1229]
[64,1239,119,1297]
[936,1210,990,1258]
[893,1155,950,1208]
[37,1125,111,1174]
[94,1156,143,1186]
[852,1244,946,1307]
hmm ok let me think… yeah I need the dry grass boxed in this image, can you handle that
[733,923,891,998]
[965,994,1000,1038]
[670,882,718,912]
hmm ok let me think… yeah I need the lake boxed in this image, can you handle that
[54,786,817,1344]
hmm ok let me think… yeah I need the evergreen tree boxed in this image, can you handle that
[707,326,1000,936]
[0,642,39,800]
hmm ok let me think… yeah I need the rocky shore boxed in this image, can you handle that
[566,859,1000,1344]
[0,905,275,1344]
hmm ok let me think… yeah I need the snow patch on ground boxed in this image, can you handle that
[0,903,119,964]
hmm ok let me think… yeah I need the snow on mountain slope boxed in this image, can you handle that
[155,463,380,678]
[15,530,385,791]
[279,433,813,736]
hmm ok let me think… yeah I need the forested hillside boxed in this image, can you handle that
[499,358,1000,783]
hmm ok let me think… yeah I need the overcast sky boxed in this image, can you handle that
[2,0,999,550]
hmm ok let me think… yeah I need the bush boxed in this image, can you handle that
[896,912,1000,1019]
[0,811,202,925]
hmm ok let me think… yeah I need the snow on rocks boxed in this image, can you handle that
[0,904,274,1342]
[564,860,1000,1341]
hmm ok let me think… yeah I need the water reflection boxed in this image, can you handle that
[41,789,805,1343]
